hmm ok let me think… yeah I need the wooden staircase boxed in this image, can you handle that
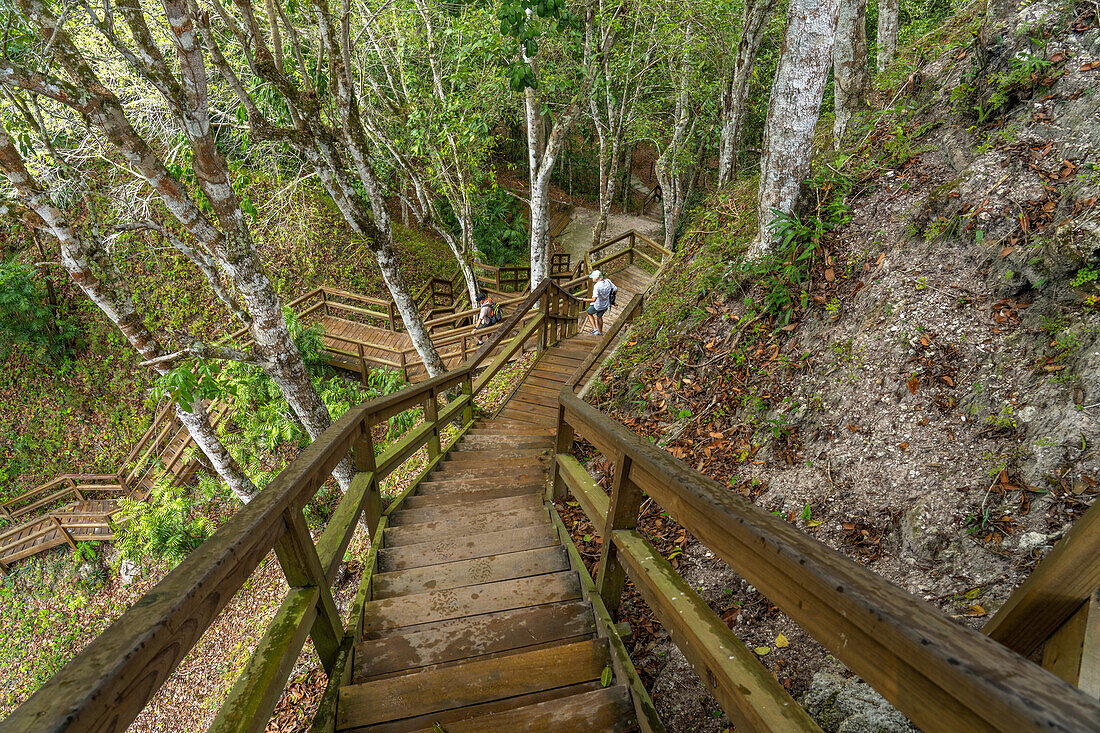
[336,282,653,730]
[339,416,638,731]
[11,255,1100,733]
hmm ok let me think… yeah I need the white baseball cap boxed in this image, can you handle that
[589,270,602,280]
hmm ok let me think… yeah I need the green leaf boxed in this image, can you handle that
[600,664,613,687]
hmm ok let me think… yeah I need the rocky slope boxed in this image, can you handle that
[591,0,1100,729]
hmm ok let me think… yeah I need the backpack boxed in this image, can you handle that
[608,282,618,307]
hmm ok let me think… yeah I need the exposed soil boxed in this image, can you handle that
[579,3,1100,730]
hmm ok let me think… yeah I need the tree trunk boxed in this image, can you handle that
[833,0,871,147]
[751,0,842,258]
[876,0,900,72]
[175,402,257,503]
[717,0,779,188]
[655,55,695,253]
[0,127,257,504]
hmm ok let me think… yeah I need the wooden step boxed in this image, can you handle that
[373,545,570,598]
[443,449,550,464]
[423,465,545,483]
[412,478,545,498]
[455,435,554,449]
[387,494,544,526]
[400,483,543,509]
[400,685,637,733]
[377,524,560,571]
[337,638,610,730]
[354,598,593,678]
[363,571,582,633]
[467,426,556,436]
[382,505,549,546]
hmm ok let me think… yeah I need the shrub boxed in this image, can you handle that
[0,258,74,360]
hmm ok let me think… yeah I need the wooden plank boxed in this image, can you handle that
[985,499,1100,657]
[401,485,542,509]
[387,494,544,527]
[560,391,1100,733]
[421,465,545,483]
[414,477,546,497]
[373,545,570,598]
[208,587,320,733]
[336,638,609,729]
[377,524,561,571]
[363,571,581,631]
[382,506,549,546]
[1041,588,1100,696]
[354,599,593,678]
[349,682,603,733]
[615,529,821,731]
[401,685,635,733]
[555,455,609,526]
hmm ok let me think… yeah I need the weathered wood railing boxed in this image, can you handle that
[552,295,1100,732]
[0,474,127,525]
[474,262,529,292]
[984,497,1100,694]
[0,277,584,733]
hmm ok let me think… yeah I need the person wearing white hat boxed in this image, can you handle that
[581,269,616,336]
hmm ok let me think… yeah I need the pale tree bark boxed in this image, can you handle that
[751,0,841,257]
[876,0,900,72]
[717,0,778,187]
[352,0,483,306]
[588,12,657,248]
[654,53,698,254]
[524,5,613,286]
[198,0,446,378]
[4,0,355,491]
[0,126,258,504]
[833,0,871,147]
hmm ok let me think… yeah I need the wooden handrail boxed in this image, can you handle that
[554,330,1100,731]
[0,277,583,733]
[983,498,1100,657]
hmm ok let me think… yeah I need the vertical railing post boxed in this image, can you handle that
[353,422,381,536]
[400,351,409,383]
[539,290,549,353]
[461,371,474,426]
[321,289,330,316]
[273,508,344,672]
[425,388,441,461]
[357,343,368,386]
[595,452,644,615]
[388,302,397,331]
[551,406,575,502]
[628,232,635,265]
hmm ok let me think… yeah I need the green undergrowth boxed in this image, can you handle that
[0,175,458,505]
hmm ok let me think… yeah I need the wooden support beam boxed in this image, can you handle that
[551,406,575,502]
[51,516,78,551]
[596,452,642,615]
[273,509,343,672]
[207,587,320,733]
[424,390,441,461]
[1042,587,1100,697]
[614,529,821,732]
[985,498,1100,658]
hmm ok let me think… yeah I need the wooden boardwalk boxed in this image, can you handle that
[336,267,653,731]
[0,402,223,572]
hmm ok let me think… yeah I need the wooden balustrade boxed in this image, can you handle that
[551,293,1100,733]
[0,278,584,733]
